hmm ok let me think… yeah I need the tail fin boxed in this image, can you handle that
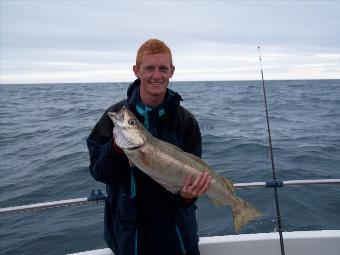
[231,198,262,233]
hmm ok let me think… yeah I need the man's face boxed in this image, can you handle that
[133,52,175,99]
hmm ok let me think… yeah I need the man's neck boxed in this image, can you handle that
[139,91,166,107]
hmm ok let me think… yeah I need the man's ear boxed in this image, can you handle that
[133,65,140,78]
[170,66,175,78]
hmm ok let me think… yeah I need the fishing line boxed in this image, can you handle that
[258,46,286,255]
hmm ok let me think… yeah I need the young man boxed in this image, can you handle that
[87,39,211,255]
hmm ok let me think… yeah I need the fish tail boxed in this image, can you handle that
[231,198,262,233]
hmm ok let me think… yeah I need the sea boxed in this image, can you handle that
[0,80,339,254]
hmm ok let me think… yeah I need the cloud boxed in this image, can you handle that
[1,1,340,84]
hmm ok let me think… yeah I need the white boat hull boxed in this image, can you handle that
[199,230,340,255]
[69,230,340,255]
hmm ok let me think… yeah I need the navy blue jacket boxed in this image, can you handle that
[87,79,202,255]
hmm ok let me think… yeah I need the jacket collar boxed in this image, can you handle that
[126,79,182,117]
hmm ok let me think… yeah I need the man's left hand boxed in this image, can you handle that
[180,171,212,200]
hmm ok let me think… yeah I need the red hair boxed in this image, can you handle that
[136,39,173,66]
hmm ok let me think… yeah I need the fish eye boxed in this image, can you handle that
[128,119,137,125]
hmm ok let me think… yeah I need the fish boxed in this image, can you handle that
[107,106,262,233]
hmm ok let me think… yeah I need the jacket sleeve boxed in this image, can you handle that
[183,115,202,158]
[87,109,130,185]
[174,113,202,207]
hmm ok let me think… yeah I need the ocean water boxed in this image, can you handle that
[0,80,339,254]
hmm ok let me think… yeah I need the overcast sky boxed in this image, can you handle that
[1,1,339,84]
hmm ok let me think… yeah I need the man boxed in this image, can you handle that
[87,39,211,255]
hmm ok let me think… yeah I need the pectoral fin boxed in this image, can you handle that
[139,150,150,167]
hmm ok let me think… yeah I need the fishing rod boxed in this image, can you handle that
[258,46,285,255]
[1,179,339,215]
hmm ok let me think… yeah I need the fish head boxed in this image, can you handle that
[107,106,146,150]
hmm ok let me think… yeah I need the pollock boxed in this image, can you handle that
[108,106,262,233]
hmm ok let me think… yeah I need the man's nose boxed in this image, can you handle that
[152,68,162,79]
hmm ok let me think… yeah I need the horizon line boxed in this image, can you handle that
[1,78,339,86]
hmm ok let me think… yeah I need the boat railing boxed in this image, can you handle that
[1,178,340,215]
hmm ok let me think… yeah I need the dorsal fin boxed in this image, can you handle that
[161,141,184,152]
[160,140,212,169]
[183,151,211,170]
[221,176,234,192]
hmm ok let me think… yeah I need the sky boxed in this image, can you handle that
[1,0,340,84]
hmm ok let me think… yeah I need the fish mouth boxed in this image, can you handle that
[124,144,143,150]
[108,106,145,150]
[107,108,125,125]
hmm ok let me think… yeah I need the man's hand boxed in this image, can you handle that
[180,172,212,200]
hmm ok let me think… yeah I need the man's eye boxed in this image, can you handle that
[144,66,154,71]
[160,67,169,72]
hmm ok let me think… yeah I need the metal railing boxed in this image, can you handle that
[1,179,339,215]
